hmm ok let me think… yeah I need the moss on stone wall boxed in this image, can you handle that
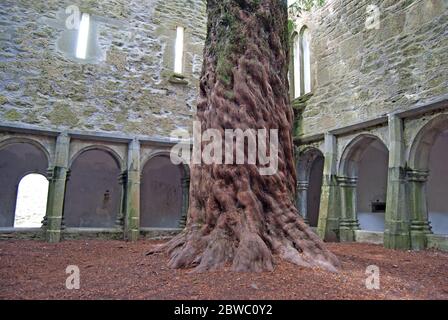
[4,109,22,121]
[46,104,79,127]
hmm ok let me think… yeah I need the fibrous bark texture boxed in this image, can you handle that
[149,0,339,272]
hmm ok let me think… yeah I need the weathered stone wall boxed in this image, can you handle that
[292,0,448,137]
[0,0,206,137]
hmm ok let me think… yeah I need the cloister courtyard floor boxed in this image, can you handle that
[0,240,447,300]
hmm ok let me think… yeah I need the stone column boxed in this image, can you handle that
[407,169,432,250]
[45,133,70,243]
[115,171,127,228]
[297,181,309,224]
[338,176,359,242]
[124,139,140,241]
[384,115,411,249]
[179,174,190,229]
[317,133,340,241]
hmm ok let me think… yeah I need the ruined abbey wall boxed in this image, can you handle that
[0,0,206,137]
[291,0,448,251]
[294,0,448,137]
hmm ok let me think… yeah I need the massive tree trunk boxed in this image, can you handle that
[149,0,339,272]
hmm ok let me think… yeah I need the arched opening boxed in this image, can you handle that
[427,130,448,234]
[0,142,49,228]
[64,149,122,228]
[339,135,388,235]
[307,154,324,227]
[408,115,448,237]
[14,174,49,228]
[356,140,388,232]
[140,155,184,228]
[297,148,324,227]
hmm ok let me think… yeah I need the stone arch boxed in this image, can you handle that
[296,147,324,227]
[338,134,389,236]
[408,114,448,171]
[0,139,49,228]
[69,145,125,171]
[408,114,448,235]
[64,148,123,228]
[0,137,51,166]
[140,152,187,229]
[339,134,388,178]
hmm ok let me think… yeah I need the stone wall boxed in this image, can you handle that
[291,0,448,137]
[0,0,206,138]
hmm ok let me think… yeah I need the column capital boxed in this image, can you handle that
[119,171,128,184]
[337,176,357,187]
[296,180,309,190]
[407,169,429,182]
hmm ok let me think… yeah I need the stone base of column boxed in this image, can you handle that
[339,219,359,242]
[125,216,140,242]
[384,232,410,250]
[323,217,340,242]
[45,215,62,243]
[46,229,61,243]
[410,220,432,250]
[126,229,140,242]
[384,220,410,249]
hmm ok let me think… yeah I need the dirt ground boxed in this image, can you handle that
[0,239,447,300]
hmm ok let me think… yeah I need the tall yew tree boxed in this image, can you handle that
[150,0,339,272]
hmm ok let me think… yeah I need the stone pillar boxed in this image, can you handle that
[297,181,309,224]
[45,133,70,243]
[124,139,140,241]
[317,133,340,241]
[338,176,359,242]
[407,169,432,250]
[384,115,411,249]
[179,174,190,229]
[116,171,127,228]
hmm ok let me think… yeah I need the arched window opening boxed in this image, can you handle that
[301,28,311,95]
[174,26,185,74]
[14,174,49,228]
[291,26,312,98]
[292,33,301,98]
[76,12,91,60]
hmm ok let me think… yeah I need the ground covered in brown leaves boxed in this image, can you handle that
[0,240,447,300]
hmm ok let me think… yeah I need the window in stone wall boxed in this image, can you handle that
[301,27,311,95]
[76,12,90,59]
[174,26,185,74]
[56,10,102,63]
[291,26,312,98]
[292,32,301,98]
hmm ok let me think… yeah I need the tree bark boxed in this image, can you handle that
[149,0,339,272]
